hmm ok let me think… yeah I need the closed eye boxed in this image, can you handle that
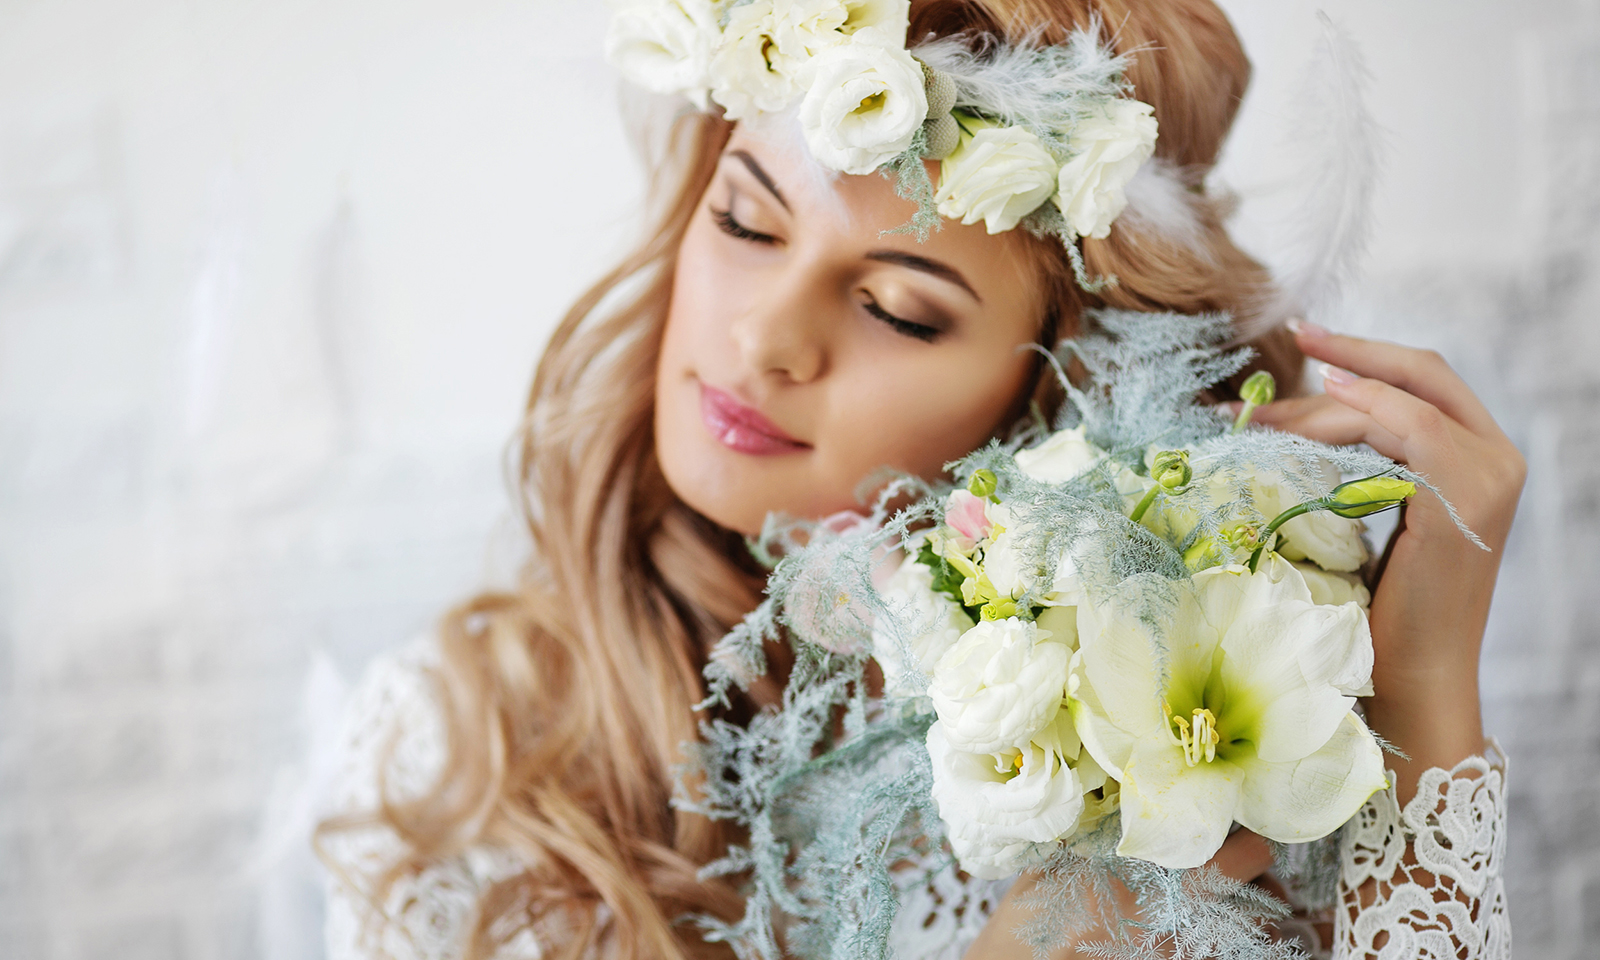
[710,207,779,245]
[863,295,940,343]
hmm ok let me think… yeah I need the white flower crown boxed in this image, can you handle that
[606,0,1159,279]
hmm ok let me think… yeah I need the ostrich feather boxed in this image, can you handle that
[1243,12,1384,338]
[1120,159,1210,256]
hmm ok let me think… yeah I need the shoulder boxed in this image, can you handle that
[331,637,449,815]
[322,637,543,960]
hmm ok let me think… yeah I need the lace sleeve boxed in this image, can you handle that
[321,641,542,960]
[1335,738,1510,960]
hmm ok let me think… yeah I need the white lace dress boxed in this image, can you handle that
[322,642,1511,960]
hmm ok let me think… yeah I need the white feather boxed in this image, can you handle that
[912,19,1132,148]
[1120,159,1210,257]
[1243,12,1383,338]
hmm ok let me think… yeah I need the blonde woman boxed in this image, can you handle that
[319,1,1520,958]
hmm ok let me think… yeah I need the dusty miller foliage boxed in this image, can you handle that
[676,311,1462,960]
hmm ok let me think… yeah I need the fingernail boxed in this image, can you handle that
[1318,362,1356,386]
[1287,317,1329,338]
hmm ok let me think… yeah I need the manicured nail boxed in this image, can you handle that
[1287,317,1329,338]
[1318,362,1356,386]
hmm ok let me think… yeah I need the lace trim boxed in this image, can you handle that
[1335,739,1510,960]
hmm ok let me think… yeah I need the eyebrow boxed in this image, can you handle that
[865,250,982,303]
[728,149,789,210]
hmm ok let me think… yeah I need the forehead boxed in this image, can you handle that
[721,120,1046,305]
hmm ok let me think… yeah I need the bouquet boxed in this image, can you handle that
[680,312,1475,959]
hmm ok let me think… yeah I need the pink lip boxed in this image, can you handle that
[700,384,809,455]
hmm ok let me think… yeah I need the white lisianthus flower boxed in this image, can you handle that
[799,41,928,174]
[605,0,723,108]
[935,117,1060,234]
[1053,98,1158,239]
[780,0,910,56]
[1068,554,1388,869]
[927,714,1088,879]
[929,616,1072,754]
[710,1,807,119]
[871,551,974,700]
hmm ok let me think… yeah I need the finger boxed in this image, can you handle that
[1256,398,1408,459]
[1319,367,1474,473]
[1206,829,1275,883]
[1288,322,1504,441]
[1243,394,1335,424]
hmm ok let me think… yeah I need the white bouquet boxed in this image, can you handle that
[682,312,1474,960]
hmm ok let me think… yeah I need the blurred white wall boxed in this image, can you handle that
[0,1,1595,957]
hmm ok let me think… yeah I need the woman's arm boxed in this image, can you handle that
[1250,320,1521,959]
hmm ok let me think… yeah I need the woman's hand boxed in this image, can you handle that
[965,830,1277,958]
[1247,319,1526,801]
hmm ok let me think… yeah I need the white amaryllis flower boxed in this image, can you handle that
[929,616,1072,755]
[927,713,1101,879]
[871,551,974,700]
[1069,555,1388,868]
[798,41,928,174]
[1053,98,1158,239]
[935,117,1059,234]
[605,0,723,108]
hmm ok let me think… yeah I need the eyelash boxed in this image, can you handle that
[711,205,940,343]
[863,295,940,343]
[710,206,778,245]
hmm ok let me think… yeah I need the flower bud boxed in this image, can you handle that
[1150,450,1191,490]
[967,469,998,500]
[1326,475,1416,518]
[1239,370,1276,408]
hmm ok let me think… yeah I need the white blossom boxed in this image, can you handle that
[799,40,927,174]
[871,551,973,700]
[605,0,723,108]
[935,117,1059,234]
[929,616,1071,755]
[1069,554,1387,868]
[1053,98,1158,239]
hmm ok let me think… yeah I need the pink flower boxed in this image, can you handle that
[945,490,993,547]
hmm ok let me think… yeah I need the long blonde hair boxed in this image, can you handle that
[318,2,1300,957]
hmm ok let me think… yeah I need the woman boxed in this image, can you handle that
[319,1,1520,957]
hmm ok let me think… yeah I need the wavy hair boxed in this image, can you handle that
[317,2,1300,957]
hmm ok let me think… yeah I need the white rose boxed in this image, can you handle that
[927,717,1086,879]
[935,118,1059,234]
[1015,426,1103,483]
[1053,98,1158,239]
[871,552,974,700]
[929,616,1071,754]
[710,1,806,119]
[798,41,928,174]
[605,0,723,108]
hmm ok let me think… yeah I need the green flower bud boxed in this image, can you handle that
[1239,370,1277,408]
[967,469,998,500]
[1151,449,1192,490]
[1327,475,1417,518]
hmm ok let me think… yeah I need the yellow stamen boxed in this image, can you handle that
[1164,702,1220,766]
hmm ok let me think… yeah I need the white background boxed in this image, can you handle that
[1,1,1596,957]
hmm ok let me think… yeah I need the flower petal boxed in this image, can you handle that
[1116,742,1242,869]
[1234,712,1389,843]
[1073,598,1165,739]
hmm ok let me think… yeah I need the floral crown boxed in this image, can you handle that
[606,0,1160,286]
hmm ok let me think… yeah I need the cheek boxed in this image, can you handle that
[825,344,1035,481]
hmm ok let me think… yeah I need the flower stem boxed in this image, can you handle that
[1129,484,1162,524]
[1248,500,1318,572]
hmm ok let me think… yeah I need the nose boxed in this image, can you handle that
[728,270,829,384]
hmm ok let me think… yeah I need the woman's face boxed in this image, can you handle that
[656,123,1047,536]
